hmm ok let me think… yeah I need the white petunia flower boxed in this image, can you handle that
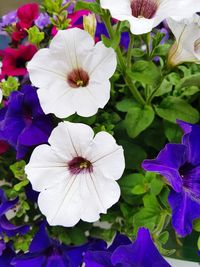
[25,121,125,227]
[0,89,2,103]
[167,15,200,67]
[27,28,117,118]
[100,0,200,35]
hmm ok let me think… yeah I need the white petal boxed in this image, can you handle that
[25,144,68,191]
[38,176,81,227]
[72,87,101,117]
[27,48,68,88]
[128,16,155,35]
[155,0,200,26]
[86,132,125,180]
[37,85,75,118]
[86,42,117,82]
[50,28,95,70]
[100,0,131,17]
[0,89,2,103]
[48,121,94,159]
[80,173,120,222]
[87,81,110,109]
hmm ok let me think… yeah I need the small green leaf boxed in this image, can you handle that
[128,60,161,86]
[158,231,169,245]
[193,218,200,232]
[132,184,147,195]
[14,180,29,192]
[177,73,200,89]
[10,161,27,180]
[116,98,137,112]
[150,177,164,196]
[27,26,45,46]
[155,96,199,123]
[75,1,102,14]
[0,76,19,97]
[125,105,155,138]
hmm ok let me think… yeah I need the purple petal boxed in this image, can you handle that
[168,189,200,236]
[111,228,171,267]
[0,216,29,237]
[84,251,113,267]
[18,124,49,146]
[182,125,200,166]
[183,165,200,199]
[0,240,6,256]
[11,255,44,267]
[142,144,186,192]
[0,197,18,216]
[29,223,51,253]
[108,233,131,252]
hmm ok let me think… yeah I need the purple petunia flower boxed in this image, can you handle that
[0,241,16,267]
[0,188,29,237]
[0,10,17,32]
[84,228,171,267]
[35,13,50,29]
[0,85,53,159]
[142,120,200,237]
[12,222,107,267]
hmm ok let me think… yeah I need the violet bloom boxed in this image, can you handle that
[143,121,200,237]
[0,189,29,237]
[0,241,15,267]
[0,85,53,159]
[12,222,106,267]
[0,10,17,31]
[35,13,50,29]
[84,228,170,267]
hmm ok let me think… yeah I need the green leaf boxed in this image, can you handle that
[125,105,155,138]
[0,76,20,97]
[154,79,173,97]
[116,98,137,112]
[132,48,145,58]
[27,26,45,45]
[193,218,200,232]
[128,60,161,86]
[164,121,183,143]
[198,236,200,251]
[10,161,27,180]
[119,173,145,195]
[158,231,169,245]
[75,1,102,14]
[132,184,147,195]
[150,177,164,196]
[153,44,170,57]
[101,33,120,50]
[133,194,161,231]
[14,180,29,192]
[155,96,199,123]
[177,73,200,89]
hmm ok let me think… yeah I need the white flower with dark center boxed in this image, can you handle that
[167,15,200,67]
[100,0,200,35]
[27,28,117,118]
[25,121,125,227]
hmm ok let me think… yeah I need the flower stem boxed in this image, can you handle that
[101,11,145,105]
[127,33,134,68]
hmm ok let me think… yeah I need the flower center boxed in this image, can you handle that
[130,0,158,19]
[68,156,93,175]
[67,68,89,88]
[194,38,200,55]
[15,57,26,69]
[23,104,33,125]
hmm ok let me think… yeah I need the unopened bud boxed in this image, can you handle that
[83,14,97,38]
